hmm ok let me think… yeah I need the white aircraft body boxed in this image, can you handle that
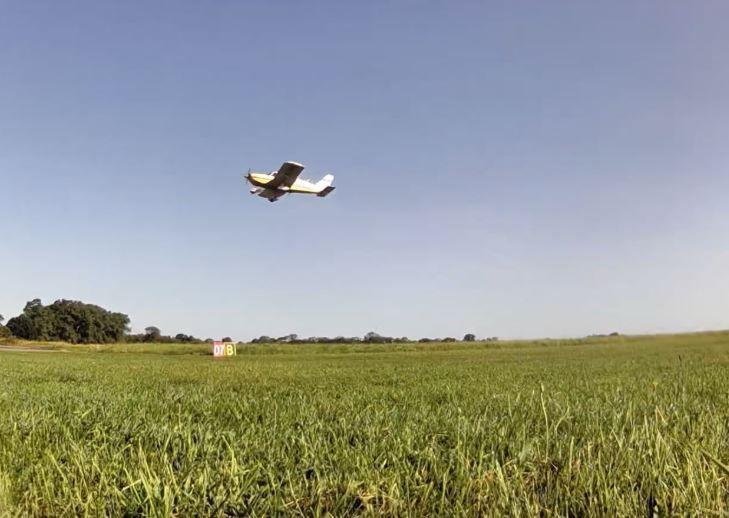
[245,161,335,202]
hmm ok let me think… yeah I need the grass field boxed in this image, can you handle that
[1,333,728,516]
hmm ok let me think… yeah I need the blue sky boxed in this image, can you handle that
[1,1,728,341]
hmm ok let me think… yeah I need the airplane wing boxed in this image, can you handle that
[257,188,286,202]
[267,161,305,189]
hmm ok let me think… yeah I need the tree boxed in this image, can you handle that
[144,326,161,342]
[363,331,394,343]
[463,333,476,342]
[6,314,35,339]
[0,312,11,339]
[222,337,233,343]
[6,299,129,343]
[24,299,42,314]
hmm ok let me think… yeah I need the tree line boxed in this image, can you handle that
[0,299,492,345]
[123,326,212,344]
[248,331,496,344]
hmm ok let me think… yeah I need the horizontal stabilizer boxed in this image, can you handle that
[317,186,335,197]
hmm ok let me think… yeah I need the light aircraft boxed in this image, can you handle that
[245,161,335,202]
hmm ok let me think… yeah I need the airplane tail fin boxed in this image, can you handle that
[315,174,335,197]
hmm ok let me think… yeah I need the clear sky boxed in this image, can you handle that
[2,1,728,341]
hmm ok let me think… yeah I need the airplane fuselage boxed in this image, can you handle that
[246,172,321,194]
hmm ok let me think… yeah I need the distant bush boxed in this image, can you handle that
[144,327,161,341]
[463,333,476,342]
[124,330,204,344]
[363,332,394,344]
[586,333,621,340]
[0,325,12,339]
[276,334,298,343]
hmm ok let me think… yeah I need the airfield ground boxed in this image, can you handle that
[0,333,727,516]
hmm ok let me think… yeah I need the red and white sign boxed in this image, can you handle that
[213,341,237,358]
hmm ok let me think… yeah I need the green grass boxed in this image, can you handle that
[1,333,728,516]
